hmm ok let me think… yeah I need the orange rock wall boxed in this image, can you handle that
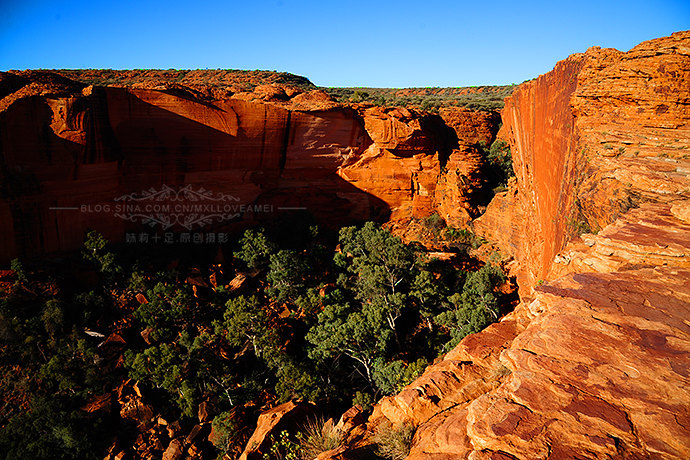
[493,54,585,285]
[0,79,499,263]
[476,31,690,291]
[340,106,499,246]
[0,87,373,262]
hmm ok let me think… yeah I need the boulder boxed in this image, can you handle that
[239,401,316,460]
[161,439,184,460]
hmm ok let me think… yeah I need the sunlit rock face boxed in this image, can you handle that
[475,30,690,292]
[332,31,690,459]
[0,72,500,263]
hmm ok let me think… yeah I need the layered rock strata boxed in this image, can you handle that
[475,30,690,292]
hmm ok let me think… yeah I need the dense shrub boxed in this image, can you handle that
[372,422,416,460]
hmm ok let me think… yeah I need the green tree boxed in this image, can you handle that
[273,356,322,403]
[10,258,27,285]
[267,250,308,304]
[435,264,505,350]
[483,139,514,188]
[235,228,276,270]
[214,295,277,359]
[124,343,198,417]
[41,299,65,339]
[72,290,106,326]
[372,358,428,395]
[0,396,104,460]
[126,343,182,391]
[410,269,449,331]
[210,410,243,455]
[307,290,391,388]
[82,230,120,274]
[337,222,418,346]
[351,90,370,103]
[134,282,191,341]
[38,339,102,395]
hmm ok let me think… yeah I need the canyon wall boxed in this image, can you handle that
[0,75,498,263]
[474,31,690,292]
[332,31,690,459]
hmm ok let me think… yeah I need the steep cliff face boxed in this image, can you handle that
[340,106,500,245]
[0,75,499,263]
[475,30,690,291]
[474,53,585,290]
[337,31,690,459]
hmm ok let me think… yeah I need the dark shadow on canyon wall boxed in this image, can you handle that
[423,114,458,171]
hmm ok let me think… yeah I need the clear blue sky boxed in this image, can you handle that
[1,0,688,87]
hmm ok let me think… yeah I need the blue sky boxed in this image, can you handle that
[1,0,688,87]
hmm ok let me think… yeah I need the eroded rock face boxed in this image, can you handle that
[0,73,499,263]
[437,107,500,227]
[340,106,500,244]
[1,83,377,261]
[343,31,690,459]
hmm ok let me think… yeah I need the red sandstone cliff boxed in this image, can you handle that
[330,31,690,459]
[474,31,690,292]
[0,82,368,260]
[0,73,499,263]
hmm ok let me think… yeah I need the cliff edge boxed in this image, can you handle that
[334,31,690,459]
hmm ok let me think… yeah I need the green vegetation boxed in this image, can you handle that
[434,263,505,350]
[9,259,26,284]
[324,85,515,111]
[210,410,243,454]
[0,223,514,458]
[263,431,303,460]
[53,68,317,92]
[567,217,593,235]
[479,138,515,192]
[0,260,113,458]
[236,228,276,270]
[82,230,120,275]
[49,69,514,111]
[259,418,343,459]
[442,227,485,250]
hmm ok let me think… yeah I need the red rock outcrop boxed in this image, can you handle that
[0,80,370,262]
[239,401,315,460]
[437,108,500,227]
[337,31,690,459]
[339,106,499,244]
[0,72,499,263]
